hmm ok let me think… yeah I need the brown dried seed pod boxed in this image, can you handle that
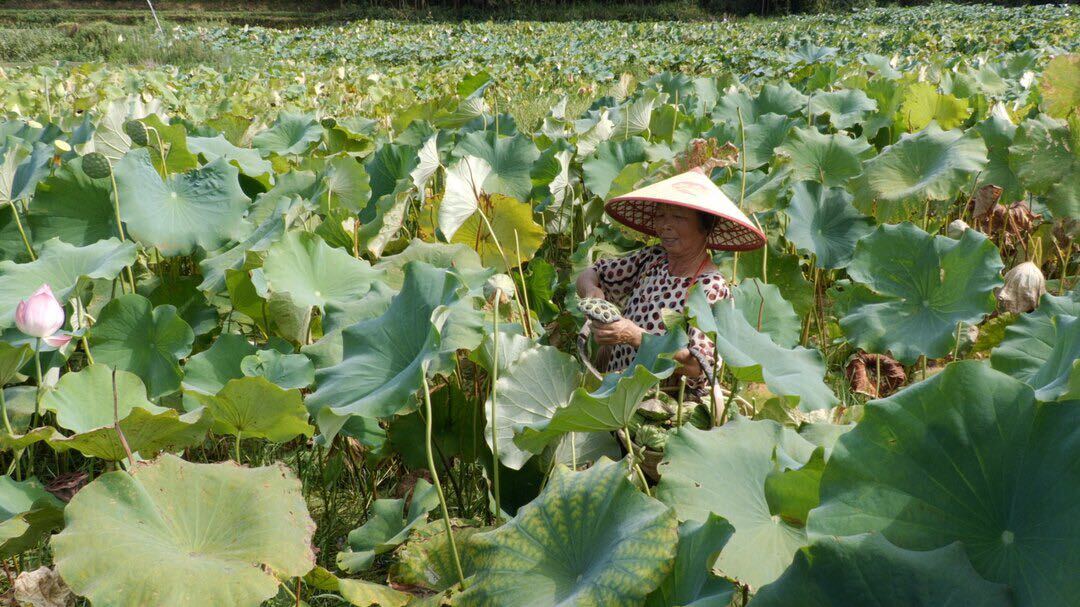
[845,352,907,399]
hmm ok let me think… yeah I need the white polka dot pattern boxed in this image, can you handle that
[592,245,730,398]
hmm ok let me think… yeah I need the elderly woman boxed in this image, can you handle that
[575,168,765,398]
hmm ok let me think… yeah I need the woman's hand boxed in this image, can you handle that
[592,318,645,348]
[674,348,703,378]
[576,268,606,300]
[582,286,606,300]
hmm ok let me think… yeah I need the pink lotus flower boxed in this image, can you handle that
[15,285,71,347]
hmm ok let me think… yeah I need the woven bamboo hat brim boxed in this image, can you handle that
[605,168,766,251]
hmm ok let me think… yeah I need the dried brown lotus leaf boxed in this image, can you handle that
[996,261,1046,314]
[13,566,72,607]
[845,352,906,398]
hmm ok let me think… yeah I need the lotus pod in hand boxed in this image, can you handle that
[579,297,621,324]
[997,261,1046,314]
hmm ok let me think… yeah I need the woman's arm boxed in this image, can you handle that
[576,267,606,299]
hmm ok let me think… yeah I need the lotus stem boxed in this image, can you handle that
[619,427,650,496]
[234,432,242,464]
[1,387,13,435]
[107,162,137,293]
[490,296,503,522]
[736,107,748,209]
[111,368,135,470]
[514,229,533,338]
[5,200,35,261]
[675,376,686,434]
[421,368,466,588]
[474,204,527,315]
[31,339,43,422]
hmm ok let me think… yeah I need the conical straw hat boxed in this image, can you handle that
[605,168,765,251]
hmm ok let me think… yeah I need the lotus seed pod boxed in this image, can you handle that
[996,261,1046,314]
[947,219,970,239]
[53,139,72,153]
[122,119,149,146]
[320,117,337,129]
[81,153,112,179]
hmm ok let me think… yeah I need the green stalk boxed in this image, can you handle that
[31,339,43,421]
[675,376,686,434]
[619,426,650,496]
[1,387,13,435]
[107,163,137,293]
[513,229,533,338]
[5,200,35,261]
[490,296,503,522]
[421,369,466,588]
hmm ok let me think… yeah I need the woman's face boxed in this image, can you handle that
[654,204,709,257]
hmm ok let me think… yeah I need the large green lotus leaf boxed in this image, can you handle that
[809,89,877,131]
[307,262,471,436]
[181,333,257,395]
[0,237,135,329]
[862,123,987,209]
[975,110,1023,204]
[312,155,372,214]
[0,476,64,559]
[197,199,290,293]
[439,155,492,240]
[1010,114,1079,220]
[470,327,535,377]
[53,454,316,607]
[749,534,1011,607]
[47,406,211,461]
[840,223,1003,363]
[582,137,648,200]
[656,420,816,589]
[459,458,677,606]
[714,83,808,125]
[449,194,545,272]
[363,141,418,204]
[807,362,1080,607]
[114,148,250,256]
[775,127,871,187]
[732,278,801,349]
[1039,53,1080,119]
[89,294,195,398]
[252,112,324,156]
[304,566,410,607]
[486,345,582,470]
[0,342,32,385]
[764,447,825,527]
[143,275,218,336]
[139,115,199,175]
[90,96,162,162]
[899,83,971,131]
[190,376,312,443]
[373,238,484,290]
[187,135,272,178]
[516,331,683,453]
[239,349,314,390]
[991,313,1080,401]
[390,520,484,592]
[301,283,396,370]
[259,231,384,311]
[723,237,814,317]
[644,514,737,607]
[688,288,838,411]
[783,181,874,270]
[738,113,796,170]
[27,157,120,247]
[337,479,439,573]
[42,364,163,433]
[454,130,540,202]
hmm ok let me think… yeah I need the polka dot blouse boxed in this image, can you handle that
[591,245,731,398]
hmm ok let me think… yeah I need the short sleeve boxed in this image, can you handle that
[685,276,731,398]
[591,246,661,308]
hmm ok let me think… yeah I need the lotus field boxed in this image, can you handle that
[0,4,1078,606]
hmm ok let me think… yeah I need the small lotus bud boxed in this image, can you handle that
[947,219,969,239]
[15,285,66,339]
[997,261,1046,314]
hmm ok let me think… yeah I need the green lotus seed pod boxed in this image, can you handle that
[320,117,337,129]
[81,152,112,179]
[123,119,149,146]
